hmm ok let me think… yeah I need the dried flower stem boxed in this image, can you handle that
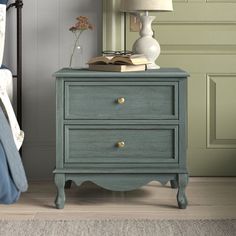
[69,16,93,68]
[69,30,83,68]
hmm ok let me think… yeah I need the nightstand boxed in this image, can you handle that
[53,68,189,209]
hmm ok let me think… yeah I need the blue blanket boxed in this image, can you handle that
[0,106,28,204]
[0,0,8,4]
[0,142,20,204]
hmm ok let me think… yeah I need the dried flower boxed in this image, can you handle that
[69,16,93,32]
[69,16,93,67]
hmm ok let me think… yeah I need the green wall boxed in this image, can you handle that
[103,0,236,176]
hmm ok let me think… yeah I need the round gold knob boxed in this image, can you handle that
[116,141,125,148]
[117,97,125,105]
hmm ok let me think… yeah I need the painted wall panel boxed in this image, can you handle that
[212,76,236,139]
[207,75,236,148]
[103,0,236,175]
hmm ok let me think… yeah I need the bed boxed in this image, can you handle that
[0,67,23,150]
[0,0,27,204]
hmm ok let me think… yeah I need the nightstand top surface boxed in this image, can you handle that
[54,68,189,78]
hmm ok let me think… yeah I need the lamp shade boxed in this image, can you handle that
[120,0,173,12]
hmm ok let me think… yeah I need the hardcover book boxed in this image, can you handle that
[88,64,146,72]
[87,54,149,66]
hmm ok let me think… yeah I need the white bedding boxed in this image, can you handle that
[0,68,13,100]
[0,69,24,150]
[0,2,24,150]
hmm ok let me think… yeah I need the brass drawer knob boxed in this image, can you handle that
[117,97,125,105]
[116,141,125,148]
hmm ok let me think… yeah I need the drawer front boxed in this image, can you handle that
[64,125,178,164]
[64,82,178,120]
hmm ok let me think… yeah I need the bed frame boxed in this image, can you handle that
[6,0,23,127]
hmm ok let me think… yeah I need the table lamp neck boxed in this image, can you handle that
[144,10,149,16]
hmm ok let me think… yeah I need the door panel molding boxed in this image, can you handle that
[207,74,236,148]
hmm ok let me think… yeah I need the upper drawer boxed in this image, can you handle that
[64,81,178,120]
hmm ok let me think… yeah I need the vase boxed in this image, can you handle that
[69,41,83,69]
[132,15,160,69]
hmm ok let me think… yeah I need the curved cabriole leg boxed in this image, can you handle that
[177,174,188,209]
[170,179,178,189]
[55,174,65,209]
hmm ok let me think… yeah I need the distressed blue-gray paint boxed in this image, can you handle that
[54,68,189,209]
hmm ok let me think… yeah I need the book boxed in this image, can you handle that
[88,64,146,72]
[87,54,149,66]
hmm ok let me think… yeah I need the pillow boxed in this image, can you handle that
[0,0,8,66]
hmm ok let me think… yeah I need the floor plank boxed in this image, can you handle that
[0,178,236,220]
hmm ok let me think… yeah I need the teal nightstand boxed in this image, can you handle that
[53,68,189,209]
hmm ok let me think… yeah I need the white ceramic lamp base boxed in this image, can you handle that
[132,15,160,69]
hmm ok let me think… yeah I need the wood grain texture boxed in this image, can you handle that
[54,174,65,209]
[65,83,178,120]
[54,68,189,78]
[55,69,188,209]
[65,174,177,192]
[65,125,178,164]
[177,174,189,209]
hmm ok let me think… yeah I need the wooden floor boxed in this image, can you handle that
[0,178,236,220]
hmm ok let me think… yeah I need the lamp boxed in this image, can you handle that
[120,0,173,69]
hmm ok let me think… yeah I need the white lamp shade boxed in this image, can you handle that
[120,0,173,12]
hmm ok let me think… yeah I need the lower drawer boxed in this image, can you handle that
[64,125,178,164]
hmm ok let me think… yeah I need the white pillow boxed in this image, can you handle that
[0,3,6,66]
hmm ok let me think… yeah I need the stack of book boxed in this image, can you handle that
[87,54,149,72]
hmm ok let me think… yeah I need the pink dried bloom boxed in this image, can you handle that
[69,16,94,32]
